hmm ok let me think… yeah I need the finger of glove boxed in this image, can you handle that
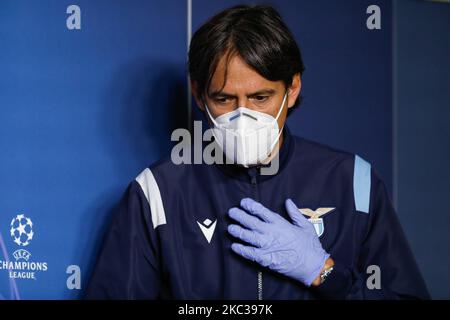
[231,243,267,266]
[285,198,311,228]
[228,224,265,248]
[228,207,266,232]
[240,198,277,223]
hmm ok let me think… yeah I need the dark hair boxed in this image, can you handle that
[188,5,305,114]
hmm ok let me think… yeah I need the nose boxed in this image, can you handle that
[236,97,250,109]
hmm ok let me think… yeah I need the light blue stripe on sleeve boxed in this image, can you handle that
[353,155,371,214]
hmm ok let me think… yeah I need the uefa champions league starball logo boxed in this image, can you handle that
[10,214,34,247]
[2,213,48,281]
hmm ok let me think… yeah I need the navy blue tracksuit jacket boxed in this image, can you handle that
[85,127,430,299]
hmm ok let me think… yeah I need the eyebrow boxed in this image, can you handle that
[208,88,277,99]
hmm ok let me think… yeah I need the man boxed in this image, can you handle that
[85,5,429,299]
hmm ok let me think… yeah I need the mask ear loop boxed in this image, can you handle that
[267,90,289,160]
[274,91,288,122]
[204,102,220,127]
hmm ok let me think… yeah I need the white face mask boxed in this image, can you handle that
[204,91,288,167]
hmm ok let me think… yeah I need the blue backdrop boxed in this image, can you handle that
[394,0,450,299]
[0,0,446,299]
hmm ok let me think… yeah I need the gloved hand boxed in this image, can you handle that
[228,198,330,287]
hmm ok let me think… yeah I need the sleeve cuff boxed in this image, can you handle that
[311,261,352,299]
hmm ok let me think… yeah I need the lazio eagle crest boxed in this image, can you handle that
[298,207,336,237]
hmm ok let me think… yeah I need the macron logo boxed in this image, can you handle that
[197,218,217,244]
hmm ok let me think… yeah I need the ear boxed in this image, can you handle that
[191,80,205,111]
[287,73,302,109]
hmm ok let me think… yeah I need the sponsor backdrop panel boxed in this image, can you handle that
[0,0,187,299]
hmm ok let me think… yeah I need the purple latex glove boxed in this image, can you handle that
[228,198,330,286]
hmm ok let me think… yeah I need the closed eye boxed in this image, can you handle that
[214,97,234,104]
[251,95,269,103]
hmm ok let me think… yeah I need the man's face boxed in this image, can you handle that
[193,52,301,132]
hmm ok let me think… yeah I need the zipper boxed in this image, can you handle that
[257,270,263,300]
[249,169,263,300]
